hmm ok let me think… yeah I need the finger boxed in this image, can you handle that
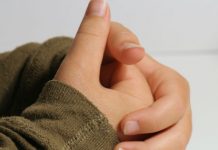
[120,54,190,135]
[104,22,145,65]
[115,107,192,150]
[106,63,154,136]
[55,0,110,84]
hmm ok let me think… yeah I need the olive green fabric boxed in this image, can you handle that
[0,37,119,150]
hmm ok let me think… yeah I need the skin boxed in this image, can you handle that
[55,0,192,149]
[109,23,192,149]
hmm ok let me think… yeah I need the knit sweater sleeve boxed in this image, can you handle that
[0,37,119,150]
[0,80,118,150]
[0,42,40,115]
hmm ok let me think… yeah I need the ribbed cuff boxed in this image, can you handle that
[35,80,119,150]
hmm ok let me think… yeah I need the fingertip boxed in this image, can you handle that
[114,142,145,150]
[114,142,130,150]
[122,120,140,135]
[120,47,145,65]
[114,144,123,150]
[104,1,111,21]
[85,0,108,17]
[119,112,141,135]
[120,108,155,135]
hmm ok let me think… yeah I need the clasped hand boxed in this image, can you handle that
[55,0,192,149]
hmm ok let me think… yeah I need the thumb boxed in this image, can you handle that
[55,0,110,86]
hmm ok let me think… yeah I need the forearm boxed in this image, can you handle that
[0,37,119,149]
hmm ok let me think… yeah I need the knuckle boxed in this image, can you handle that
[174,97,187,118]
[173,69,190,89]
[173,70,190,90]
[167,68,190,105]
[181,76,190,91]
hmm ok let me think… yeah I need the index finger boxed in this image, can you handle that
[105,22,145,65]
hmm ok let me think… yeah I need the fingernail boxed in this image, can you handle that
[86,0,107,17]
[118,148,126,150]
[122,42,144,50]
[123,121,140,135]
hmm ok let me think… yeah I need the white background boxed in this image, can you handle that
[0,0,218,149]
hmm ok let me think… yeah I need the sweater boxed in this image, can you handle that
[0,37,119,150]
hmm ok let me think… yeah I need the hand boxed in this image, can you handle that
[111,25,192,149]
[54,0,153,134]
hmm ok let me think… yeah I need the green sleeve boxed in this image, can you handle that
[0,80,118,150]
[0,42,40,115]
[0,37,119,150]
